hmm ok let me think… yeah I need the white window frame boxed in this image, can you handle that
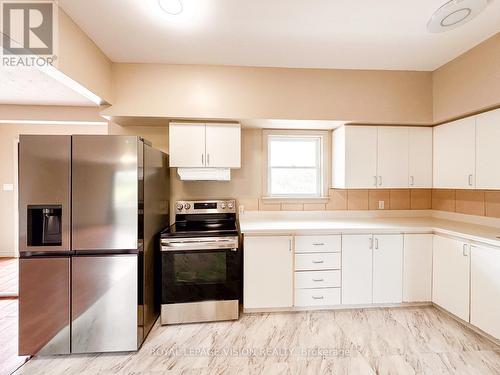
[263,130,329,200]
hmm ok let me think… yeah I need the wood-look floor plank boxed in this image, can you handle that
[0,299,28,375]
[0,258,18,295]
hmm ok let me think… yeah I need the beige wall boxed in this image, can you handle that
[0,122,108,257]
[108,123,435,220]
[433,32,500,123]
[57,10,113,104]
[0,104,105,122]
[109,123,262,220]
[105,64,433,125]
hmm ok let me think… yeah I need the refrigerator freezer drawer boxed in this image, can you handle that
[19,257,71,355]
[71,255,138,353]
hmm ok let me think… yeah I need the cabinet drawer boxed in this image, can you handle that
[295,253,341,271]
[294,288,341,307]
[295,270,341,289]
[295,235,341,253]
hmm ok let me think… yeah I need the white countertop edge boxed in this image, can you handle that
[239,214,500,249]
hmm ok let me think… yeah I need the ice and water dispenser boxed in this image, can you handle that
[27,205,62,246]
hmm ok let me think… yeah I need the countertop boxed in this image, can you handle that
[239,212,500,248]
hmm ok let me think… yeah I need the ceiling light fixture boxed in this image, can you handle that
[158,0,183,15]
[427,0,490,33]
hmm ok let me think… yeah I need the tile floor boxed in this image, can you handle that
[13,306,500,375]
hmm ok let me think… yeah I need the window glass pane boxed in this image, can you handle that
[269,138,318,167]
[270,168,318,196]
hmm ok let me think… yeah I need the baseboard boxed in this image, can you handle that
[243,301,432,314]
[432,303,500,349]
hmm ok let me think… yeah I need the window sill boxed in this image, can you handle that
[261,196,330,204]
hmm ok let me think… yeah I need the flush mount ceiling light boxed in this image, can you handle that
[158,0,183,15]
[427,0,490,32]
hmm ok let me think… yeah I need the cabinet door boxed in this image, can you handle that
[169,123,206,167]
[205,123,241,168]
[471,245,500,340]
[345,126,378,188]
[377,127,409,188]
[373,235,403,303]
[243,236,293,309]
[433,118,476,189]
[409,127,433,188]
[432,235,470,321]
[476,109,500,189]
[403,234,433,302]
[342,235,373,304]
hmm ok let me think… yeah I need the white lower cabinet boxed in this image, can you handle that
[293,235,341,308]
[295,253,341,271]
[471,244,500,340]
[403,234,433,302]
[295,288,341,307]
[243,236,293,309]
[432,235,470,322]
[342,234,403,305]
[342,235,373,304]
[373,235,403,304]
[295,270,341,289]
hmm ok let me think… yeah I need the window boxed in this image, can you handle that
[267,135,324,197]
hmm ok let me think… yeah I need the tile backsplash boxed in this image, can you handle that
[238,189,500,219]
[432,189,500,218]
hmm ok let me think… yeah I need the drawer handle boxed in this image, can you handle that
[312,243,325,246]
[312,278,324,282]
[312,296,324,300]
[312,260,324,264]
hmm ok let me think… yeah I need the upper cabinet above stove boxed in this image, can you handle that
[169,122,241,169]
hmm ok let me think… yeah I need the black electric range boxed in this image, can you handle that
[159,200,241,325]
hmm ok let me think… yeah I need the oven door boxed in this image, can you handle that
[161,237,241,304]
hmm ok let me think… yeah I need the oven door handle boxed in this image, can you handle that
[161,237,239,252]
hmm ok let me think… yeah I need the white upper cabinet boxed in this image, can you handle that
[332,126,378,189]
[332,125,432,189]
[433,117,476,189]
[377,127,409,188]
[205,123,241,168]
[432,235,470,322]
[169,122,206,168]
[169,122,241,168]
[476,109,500,189]
[408,127,433,188]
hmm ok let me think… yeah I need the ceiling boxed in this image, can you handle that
[0,66,96,106]
[60,0,500,71]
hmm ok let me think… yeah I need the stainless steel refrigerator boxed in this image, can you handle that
[18,135,169,355]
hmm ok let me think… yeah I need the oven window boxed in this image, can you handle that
[173,252,226,284]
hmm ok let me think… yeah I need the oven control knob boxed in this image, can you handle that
[227,201,234,209]
[221,202,227,209]
[184,203,191,210]
[176,203,184,211]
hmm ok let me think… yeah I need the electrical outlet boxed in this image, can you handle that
[2,184,13,192]
[239,205,245,215]
[378,200,385,210]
